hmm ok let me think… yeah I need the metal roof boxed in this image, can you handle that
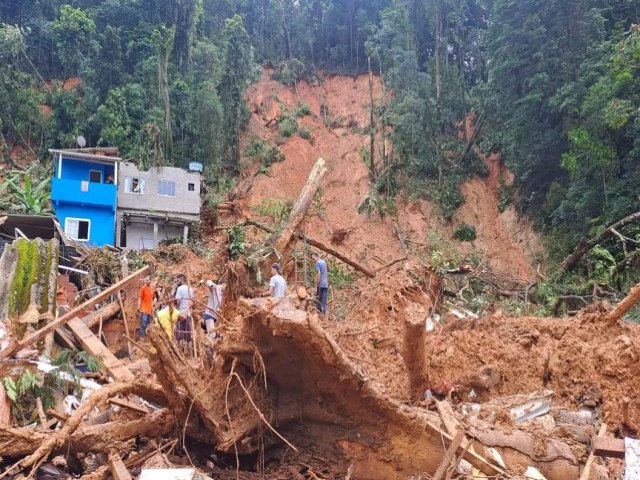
[49,148,122,164]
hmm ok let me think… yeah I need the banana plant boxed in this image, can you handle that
[2,170,52,215]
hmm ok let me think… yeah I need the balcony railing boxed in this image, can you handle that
[51,178,116,209]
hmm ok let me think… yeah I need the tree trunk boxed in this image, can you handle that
[560,211,640,272]
[368,57,377,182]
[402,315,429,400]
[606,282,640,324]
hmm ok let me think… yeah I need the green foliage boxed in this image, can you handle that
[497,180,515,213]
[0,167,52,215]
[246,140,285,169]
[52,5,95,75]
[251,198,292,225]
[297,127,313,143]
[357,192,397,220]
[588,246,616,282]
[273,58,305,86]
[278,115,298,137]
[328,261,355,289]
[227,225,245,260]
[453,224,476,242]
[293,102,311,118]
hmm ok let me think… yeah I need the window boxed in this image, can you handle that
[158,180,176,197]
[89,170,102,183]
[188,183,195,192]
[65,218,90,242]
[124,177,145,194]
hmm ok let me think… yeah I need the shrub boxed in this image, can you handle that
[245,141,285,168]
[293,102,311,117]
[297,127,313,143]
[453,224,477,241]
[278,115,298,137]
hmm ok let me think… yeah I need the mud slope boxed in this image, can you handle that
[241,69,543,281]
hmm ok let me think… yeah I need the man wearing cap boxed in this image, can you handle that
[268,263,287,298]
[204,278,225,337]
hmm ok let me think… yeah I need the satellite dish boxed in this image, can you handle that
[76,135,86,148]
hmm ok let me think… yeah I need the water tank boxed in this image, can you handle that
[188,162,203,172]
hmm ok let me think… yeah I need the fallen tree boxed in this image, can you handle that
[143,295,588,480]
[246,157,328,280]
[560,210,640,272]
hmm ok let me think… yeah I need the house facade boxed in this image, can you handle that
[50,148,119,247]
[116,163,201,250]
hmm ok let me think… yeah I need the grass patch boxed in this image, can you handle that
[251,198,293,225]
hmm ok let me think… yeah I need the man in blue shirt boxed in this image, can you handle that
[312,253,329,315]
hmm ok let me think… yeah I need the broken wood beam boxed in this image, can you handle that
[0,265,150,360]
[245,219,375,278]
[83,301,121,329]
[108,452,132,480]
[67,317,134,381]
[580,423,607,480]
[108,397,149,414]
[402,315,429,401]
[606,282,640,324]
[433,430,466,480]
[304,236,375,278]
[593,436,625,459]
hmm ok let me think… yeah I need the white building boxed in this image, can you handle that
[116,163,201,249]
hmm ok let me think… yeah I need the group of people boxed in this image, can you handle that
[137,253,330,347]
[266,253,329,314]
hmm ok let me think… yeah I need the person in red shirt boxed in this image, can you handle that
[138,275,154,338]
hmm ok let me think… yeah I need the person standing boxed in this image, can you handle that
[204,279,225,337]
[312,253,329,314]
[268,263,287,298]
[138,275,154,338]
[174,274,194,351]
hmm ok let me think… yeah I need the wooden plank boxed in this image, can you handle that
[108,397,149,414]
[433,430,465,480]
[424,421,505,477]
[109,452,133,480]
[593,436,625,459]
[0,265,150,360]
[580,423,607,480]
[67,318,134,381]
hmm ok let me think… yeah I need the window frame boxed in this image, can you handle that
[88,170,102,183]
[64,217,91,242]
[157,180,176,197]
[124,177,145,194]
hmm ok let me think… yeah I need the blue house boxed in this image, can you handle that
[49,148,120,247]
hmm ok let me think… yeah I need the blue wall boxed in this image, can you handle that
[60,158,115,182]
[55,204,115,247]
[51,156,117,247]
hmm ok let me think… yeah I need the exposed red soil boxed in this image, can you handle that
[63,77,81,91]
[243,69,544,284]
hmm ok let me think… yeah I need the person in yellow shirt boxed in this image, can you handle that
[155,304,179,340]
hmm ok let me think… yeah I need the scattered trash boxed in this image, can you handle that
[510,390,554,423]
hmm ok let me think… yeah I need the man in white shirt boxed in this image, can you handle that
[267,263,287,298]
[174,274,194,352]
[204,279,225,338]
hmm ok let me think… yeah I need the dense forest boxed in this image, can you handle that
[0,0,639,287]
